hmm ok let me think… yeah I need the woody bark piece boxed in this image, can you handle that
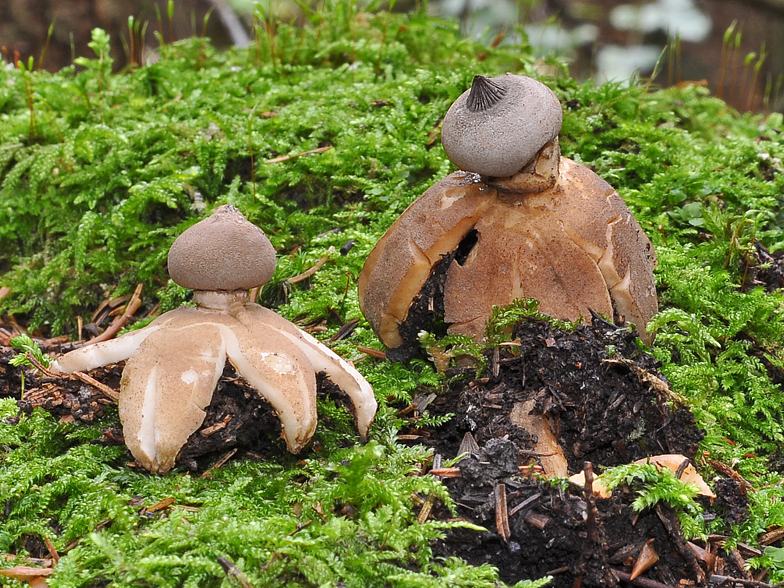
[509,400,568,477]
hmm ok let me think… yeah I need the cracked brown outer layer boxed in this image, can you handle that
[358,171,495,348]
[358,158,658,349]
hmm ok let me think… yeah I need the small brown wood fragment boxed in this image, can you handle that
[708,460,755,493]
[508,492,541,518]
[545,566,570,575]
[760,526,784,546]
[418,455,441,523]
[72,371,119,402]
[43,537,59,564]
[288,520,313,536]
[495,483,510,541]
[217,556,254,588]
[612,568,675,588]
[199,415,232,436]
[428,467,461,478]
[727,548,753,581]
[141,497,176,515]
[86,283,143,344]
[327,318,360,342]
[265,145,331,164]
[355,345,386,359]
[523,511,550,530]
[200,448,239,479]
[737,543,762,557]
[583,462,599,543]
[417,494,436,524]
[288,247,335,284]
[90,293,129,325]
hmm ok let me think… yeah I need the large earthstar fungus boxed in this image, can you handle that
[358,74,658,360]
[52,205,378,474]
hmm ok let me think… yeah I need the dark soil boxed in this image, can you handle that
[402,315,704,472]
[742,242,784,293]
[431,445,749,587]
[0,317,760,586]
[396,316,759,587]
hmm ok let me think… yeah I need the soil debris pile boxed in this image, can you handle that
[433,444,748,587]
[407,315,704,472]
[396,316,758,587]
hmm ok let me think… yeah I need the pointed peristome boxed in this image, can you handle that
[442,74,563,178]
[466,75,507,112]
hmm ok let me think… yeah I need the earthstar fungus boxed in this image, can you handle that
[358,74,658,357]
[52,205,377,473]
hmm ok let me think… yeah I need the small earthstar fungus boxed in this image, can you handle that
[358,74,658,359]
[51,205,377,473]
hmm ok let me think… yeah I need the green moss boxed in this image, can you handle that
[3,0,784,583]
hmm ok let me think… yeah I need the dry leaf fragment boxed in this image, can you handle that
[630,539,659,580]
[637,454,715,498]
[570,454,714,499]
[0,566,53,588]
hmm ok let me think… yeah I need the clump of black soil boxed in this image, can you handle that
[408,315,704,471]
[432,439,746,587]
[398,316,754,586]
[742,241,784,293]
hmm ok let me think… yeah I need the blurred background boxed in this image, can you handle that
[1,0,783,112]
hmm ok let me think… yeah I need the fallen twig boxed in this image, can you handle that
[288,247,335,284]
[199,415,232,437]
[327,318,360,342]
[140,497,176,515]
[201,448,238,479]
[21,351,120,402]
[612,568,674,588]
[508,492,541,518]
[583,462,599,543]
[43,537,59,565]
[495,483,510,541]
[265,145,331,164]
[72,371,120,402]
[709,459,755,493]
[217,556,254,588]
[87,283,143,344]
[760,526,784,547]
[419,454,441,523]
[428,467,461,478]
[355,345,386,360]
